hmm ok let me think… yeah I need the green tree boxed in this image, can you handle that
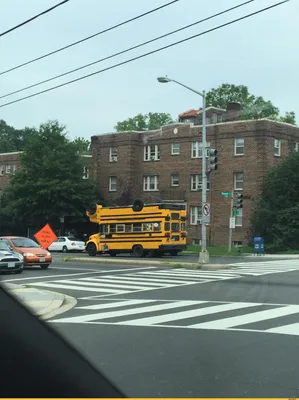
[0,120,101,228]
[115,112,175,132]
[73,136,91,154]
[206,83,296,124]
[0,120,35,153]
[250,151,299,251]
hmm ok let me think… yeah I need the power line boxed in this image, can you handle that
[0,0,70,38]
[0,0,290,109]
[0,0,179,76]
[0,0,256,100]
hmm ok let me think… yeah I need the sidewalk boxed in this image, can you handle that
[2,283,77,320]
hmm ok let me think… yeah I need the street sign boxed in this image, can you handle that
[202,203,210,224]
[202,203,210,216]
[34,223,57,249]
[221,191,232,197]
[229,217,235,229]
[233,209,239,216]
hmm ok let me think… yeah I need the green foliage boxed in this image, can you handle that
[115,112,175,132]
[250,151,299,251]
[73,136,91,154]
[0,120,101,228]
[206,83,296,124]
[0,120,35,153]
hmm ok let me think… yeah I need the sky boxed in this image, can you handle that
[0,0,298,141]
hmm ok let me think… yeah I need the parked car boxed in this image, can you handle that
[48,236,85,253]
[0,241,24,274]
[0,236,52,269]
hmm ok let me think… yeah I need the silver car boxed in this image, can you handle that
[0,241,24,274]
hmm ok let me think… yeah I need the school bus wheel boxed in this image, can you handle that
[132,244,144,257]
[86,242,97,257]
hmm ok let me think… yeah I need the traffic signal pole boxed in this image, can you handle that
[228,190,234,252]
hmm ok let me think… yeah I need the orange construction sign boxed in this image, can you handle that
[34,223,57,249]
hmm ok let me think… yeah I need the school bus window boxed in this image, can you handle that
[153,222,160,231]
[109,224,116,233]
[133,223,142,232]
[181,222,186,231]
[99,224,108,234]
[171,213,180,220]
[117,224,125,233]
[165,222,170,231]
[143,223,153,231]
[125,224,132,232]
[172,223,180,232]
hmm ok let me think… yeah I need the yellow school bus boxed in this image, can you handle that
[85,200,187,257]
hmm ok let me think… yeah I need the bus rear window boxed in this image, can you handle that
[171,213,180,220]
[171,223,180,232]
[165,222,170,231]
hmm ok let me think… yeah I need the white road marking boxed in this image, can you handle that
[80,277,174,287]
[266,322,299,335]
[2,271,102,282]
[76,299,156,310]
[57,279,160,290]
[190,305,299,329]
[52,300,201,323]
[118,302,260,326]
[31,282,126,293]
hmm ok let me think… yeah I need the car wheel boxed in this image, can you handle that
[62,246,68,253]
[40,264,50,269]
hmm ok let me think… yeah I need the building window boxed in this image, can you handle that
[192,238,201,246]
[109,147,118,162]
[0,166,4,176]
[171,174,179,186]
[82,166,89,179]
[218,114,223,123]
[293,142,299,152]
[191,142,210,158]
[274,139,281,156]
[206,117,211,125]
[143,175,159,191]
[12,165,17,174]
[171,143,180,155]
[5,165,11,174]
[190,206,202,225]
[233,240,243,247]
[234,138,244,155]
[191,174,210,191]
[144,145,160,161]
[211,113,217,124]
[234,172,244,190]
[235,208,243,226]
[109,176,117,191]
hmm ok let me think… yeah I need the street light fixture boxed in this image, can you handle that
[157,76,209,264]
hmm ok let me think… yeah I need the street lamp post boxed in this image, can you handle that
[157,76,209,263]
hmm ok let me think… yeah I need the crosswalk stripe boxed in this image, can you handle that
[80,277,172,287]
[138,271,208,280]
[52,300,203,323]
[75,299,156,310]
[57,279,153,290]
[84,275,194,285]
[266,322,299,335]
[190,305,299,329]
[31,282,126,293]
[117,302,261,326]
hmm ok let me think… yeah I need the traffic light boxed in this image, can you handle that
[236,193,243,209]
[208,148,218,172]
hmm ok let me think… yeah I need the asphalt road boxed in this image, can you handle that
[3,259,299,397]
[51,250,289,265]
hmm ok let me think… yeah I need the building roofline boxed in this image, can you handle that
[0,151,23,156]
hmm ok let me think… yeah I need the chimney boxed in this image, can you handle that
[225,102,241,121]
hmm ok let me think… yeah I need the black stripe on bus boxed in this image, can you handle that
[100,216,170,222]
[100,212,163,218]
[101,239,163,243]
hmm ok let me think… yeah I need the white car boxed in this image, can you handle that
[48,236,85,253]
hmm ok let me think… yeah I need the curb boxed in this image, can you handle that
[63,256,230,270]
[40,293,77,320]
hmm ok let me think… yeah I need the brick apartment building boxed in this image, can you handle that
[0,152,92,194]
[90,103,299,246]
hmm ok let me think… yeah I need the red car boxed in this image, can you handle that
[0,236,52,269]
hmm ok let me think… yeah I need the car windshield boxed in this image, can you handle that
[11,238,39,248]
[0,242,10,251]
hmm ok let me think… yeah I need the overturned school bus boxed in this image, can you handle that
[85,200,187,257]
